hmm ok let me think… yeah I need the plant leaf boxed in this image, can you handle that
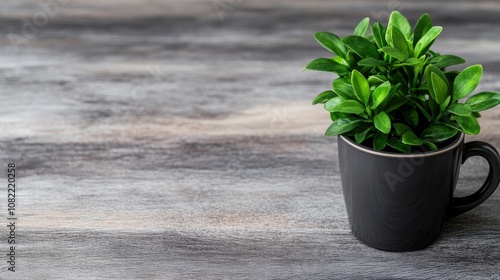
[429,55,466,69]
[353,18,370,36]
[453,115,480,135]
[373,131,388,151]
[409,108,419,126]
[393,123,412,136]
[325,118,364,136]
[425,65,450,106]
[413,13,432,47]
[374,111,391,134]
[305,58,350,75]
[324,97,344,112]
[329,100,366,115]
[342,36,379,59]
[370,22,387,49]
[390,25,410,57]
[430,72,449,105]
[344,51,359,69]
[453,64,483,101]
[330,112,349,121]
[414,26,443,58]
[314,32,348,58]
[465,91,500,112]
[351,70,370,105]
[422,123,458,142]
[355,127,373,143]
[368,75,388,86]
[423,141,438,151]
[402,130,424,146]
[380,47,409,61]
[385,95,407,113]
[393,57,421,67]
[358,57,387,67]
[410,99,433,121]
[372,81,391,109]
[312,90,337,105]
[440,96,451,113]
[388,11,412,40]
[447,103,471,116]
[332,78,355,100]
[387,138,411,153]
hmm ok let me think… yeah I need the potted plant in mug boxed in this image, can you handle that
[305,11,500,251]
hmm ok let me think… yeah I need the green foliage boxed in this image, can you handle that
[306,11,500,153]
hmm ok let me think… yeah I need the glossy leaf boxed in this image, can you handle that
[388,11,412,40]
[344,51,359,69]
[381,47,408,61]
[353,18,370,36]
[440,96,451,113]
[372,81,391,109]
[305,58,350,75]
[393,123,412,136]
[402,130,424,146]
[453,64,483,101]
[413,13,432,47]
[355,127,373,143]
[423,141,438,151]
[370,22,387,49]
[368,75,388,86]
[373,131,388,151]
[414,26,442,57]
[332,78,355,100]
[465,91,500,112]
[390,25,410,57]
[314,32,347,58]
[351,70,370,105]
[312,90,337,105]
[422,123,458,142]
[393,57,421,67]
[324,97,343,112]
[387,138,411,153]
[453,115,480,135]
[430,72,449,105]
[447,103,471,116]
[342,36,379,59]
[426,65,450,106]
[374,112,391,134]
[358,57,387,67]
[325,118,364,136]
[330,100,366,114]
[330,112,349,121]
[429,55,465,69]
[385,96,407,113]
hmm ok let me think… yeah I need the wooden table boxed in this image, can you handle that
[1,0,499,279]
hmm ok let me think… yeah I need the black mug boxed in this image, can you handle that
[338,133,500,251]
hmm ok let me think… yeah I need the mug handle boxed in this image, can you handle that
[449,141,500,218]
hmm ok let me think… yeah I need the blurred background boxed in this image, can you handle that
[0,0,499,279]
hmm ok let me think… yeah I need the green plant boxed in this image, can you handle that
[305,11,500,153]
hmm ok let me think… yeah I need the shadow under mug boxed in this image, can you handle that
[338,133,500,251]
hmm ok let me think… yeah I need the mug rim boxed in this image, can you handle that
[339,133,464,159]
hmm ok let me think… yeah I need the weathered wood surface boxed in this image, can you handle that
[0,0,500,279]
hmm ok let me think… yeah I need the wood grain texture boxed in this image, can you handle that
[0,0,499,279]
